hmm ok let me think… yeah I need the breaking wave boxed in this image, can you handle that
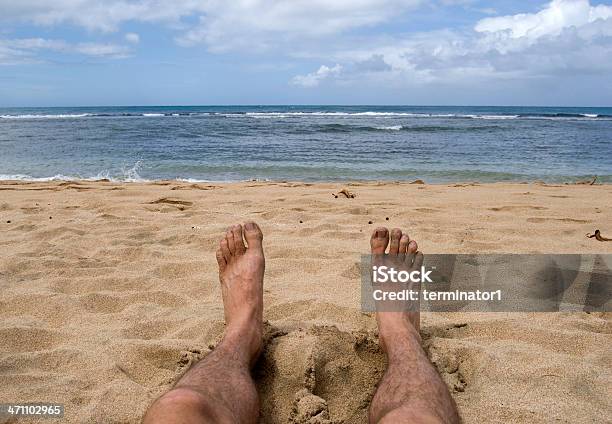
[1,111,611,121]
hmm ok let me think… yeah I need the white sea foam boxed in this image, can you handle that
[0,111,607,121]
[0,174,76,181]
[119,161,147,182]
[240,111,524,120]
[0,113,90,119]
[0,162,149,183]
[243,111,419,117]
[375,125,403,130]
[475,114,520,120]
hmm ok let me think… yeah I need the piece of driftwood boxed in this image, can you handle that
[586,229,611,241]
[332,188,356,198]
[574,176,597,185]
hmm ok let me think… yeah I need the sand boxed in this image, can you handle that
[0,180,611,423]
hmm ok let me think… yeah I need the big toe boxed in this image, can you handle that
[244,221,263,250]
[370,227,389,255]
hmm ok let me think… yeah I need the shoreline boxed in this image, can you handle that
[0,178,609,186]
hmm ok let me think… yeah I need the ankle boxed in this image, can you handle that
[379,321,421,358]
[221,324,263,366]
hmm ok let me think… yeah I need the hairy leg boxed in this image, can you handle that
[369,227,460,424]
[143,222,265,424]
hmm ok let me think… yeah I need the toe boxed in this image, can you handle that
[399,234,410,254]
[406,240,420,266]
[370,227,389,255]
[220,238,231,261]
[225,229,236,255]
[232,224,246,255]
[407,240,418,254]
[389,228,402,255]
[216,249,227,272]
[243,221,263,250]
[412,251,424,268]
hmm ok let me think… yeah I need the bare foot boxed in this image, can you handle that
[370,227,423,352]
[215,222,265,366]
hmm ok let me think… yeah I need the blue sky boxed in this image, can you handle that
[1,0,611,107]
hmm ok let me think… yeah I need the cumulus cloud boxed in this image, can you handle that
[292,55,394,86]
[291,64,343,87]
[1,0,611,91]
[176,0,422,50]
[294,0,612,86]
[475,0,612,40]
[0,0,424,64]
[0,0,422,50]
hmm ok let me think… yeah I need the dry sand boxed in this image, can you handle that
[0,180,611,423]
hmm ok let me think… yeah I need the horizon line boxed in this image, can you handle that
[2,104,612,109]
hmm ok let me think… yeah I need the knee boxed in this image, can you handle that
[376,407,458,424]
[157,387,207,408]
[144,388,211,423]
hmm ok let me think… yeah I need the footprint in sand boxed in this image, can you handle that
[254,325,385,423]
[489,205,547,212]
[147,197,194,211]
[526,217,590,224]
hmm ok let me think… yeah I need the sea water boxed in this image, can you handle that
[1,105,610,183]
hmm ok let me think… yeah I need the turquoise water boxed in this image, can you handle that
[1,105,611,183]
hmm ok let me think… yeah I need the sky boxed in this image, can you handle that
[0,0,611,107]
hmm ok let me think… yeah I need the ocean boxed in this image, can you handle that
[1,105,611,183]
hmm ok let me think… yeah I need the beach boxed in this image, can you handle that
[0,180,611,423]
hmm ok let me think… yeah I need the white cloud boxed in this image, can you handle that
[294,0,612,87]
[292,55,394,86]
[125,32,140,44]
[0,0,203,32]
[0,45,32,65]
[0,37,131,64]
[73,43,131,58]
[292,64,343,87]
[0,0,423,50]
[176,0,423,50]
[475,0,612,40]
[1,0,611,92]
